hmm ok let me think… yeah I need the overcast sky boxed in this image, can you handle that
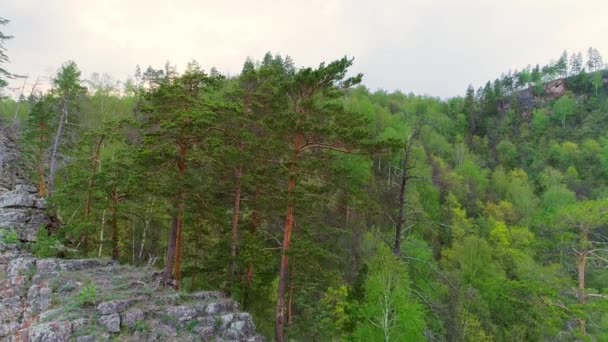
[3,0,608,98]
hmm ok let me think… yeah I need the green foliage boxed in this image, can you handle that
[319,285,352,340]
[0,17,14,96]
[32,229,64,258]
[77,282,97,307]
[0,228,19,244]
[552,93,576,129]
[354,243,425,341]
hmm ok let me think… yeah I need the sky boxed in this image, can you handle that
[2,0,608,98]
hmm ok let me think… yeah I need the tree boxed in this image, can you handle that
[140,61,222,288]
[592,71,603,97]
[555,199,608,337]
[570,52,584,76]
[556,51,569,78]
[0,17,14,96]
[531,64,543,96]
[393,123,420,256]
[354,243,425,341]
[49,61,85,196]
[23,95,55,197]
[587,47,604,72]
[221,54,290,289]
[552,94,576,129]
[272,57,367,342]
[463,85,476,142]
[517,68,532,89]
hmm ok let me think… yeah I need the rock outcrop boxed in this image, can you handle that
[0,126,47,241]
[0,243,265,341]
[0,123,265,341]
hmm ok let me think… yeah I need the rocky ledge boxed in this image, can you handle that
[0,241,265,341]
[0,125,48,242]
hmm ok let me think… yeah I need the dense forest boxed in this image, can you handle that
[1,17,608,341]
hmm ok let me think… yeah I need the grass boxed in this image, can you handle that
[0,228,19,244]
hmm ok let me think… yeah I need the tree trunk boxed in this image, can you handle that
[98,210,105,258]
[132,222,135,264]
[85,135,105,215]
[577,251,587,305]
[576,230,589,337]
[111,186,119,260]
[577,250,588,336]
[173,143,187,289]
[275,133,302,342]
[139,218,149,263]
[288,255,295,325]
[37,121,47,198]
[247,188,260,287]
[191,250,198,290]
[393,128,418,257]
[163,214,179,285]
[230,164,243,288]
[49,99,68,197]
[138,200,153,263]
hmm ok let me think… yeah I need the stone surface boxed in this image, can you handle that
[122,308,144,329]
[97,299,133,315]
[0,125,48,242]
[98,313,121,333]
[28,321,72,342]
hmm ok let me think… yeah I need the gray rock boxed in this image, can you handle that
[122,308,144,329]
[75,334,110,342]
[36,259,60,274]
[71,318,88,331]
[7,256,35,277]
[0,192,36,208]
[15,184,38,194]
[188,290,225,301]
[166,305,197,326]
[39,287,52,311]
[59,259,115,271]
[98,313,121,333]
[28,321,72,342]
[97,299,132,315]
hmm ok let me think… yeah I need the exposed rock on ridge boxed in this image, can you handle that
[0,243,265,341]
[0,126,47,241]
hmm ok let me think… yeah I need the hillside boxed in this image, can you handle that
[1,44,608,341]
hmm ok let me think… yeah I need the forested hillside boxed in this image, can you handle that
[1,16,608,341]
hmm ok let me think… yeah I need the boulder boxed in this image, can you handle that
[98,314,121,333]
[28,321,72,342]
[122,309,144,329]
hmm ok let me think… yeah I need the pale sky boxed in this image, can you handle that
[2,0,608,98]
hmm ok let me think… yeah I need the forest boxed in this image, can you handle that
[1,17,608,341]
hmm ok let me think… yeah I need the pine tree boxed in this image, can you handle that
[49,61,85,196]
[271,57,368,341]
[0,17,14,96]
[140,61,223,287]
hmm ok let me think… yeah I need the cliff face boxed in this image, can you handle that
[0,124,265,341]
[0,126,47,242]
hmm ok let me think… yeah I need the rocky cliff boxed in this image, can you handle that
[0,124,265,341]
[0,126,47,242]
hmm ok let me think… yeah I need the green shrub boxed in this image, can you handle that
[78,282,97,307]
[32,228,62,257]
[0,229,19,244]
